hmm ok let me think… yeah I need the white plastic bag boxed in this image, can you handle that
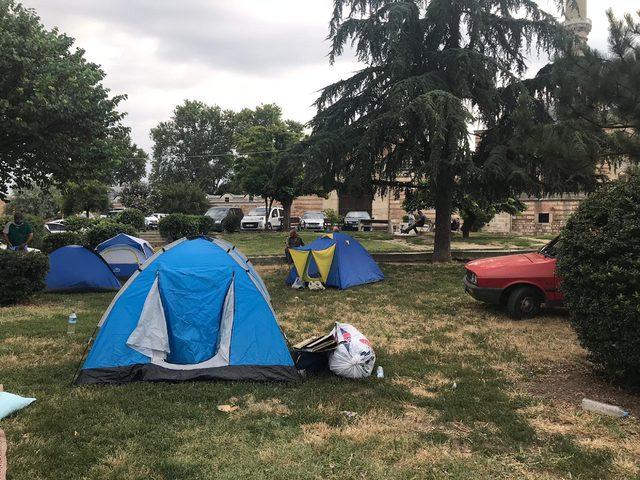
[329,323,376,379]
[291,277,305,290]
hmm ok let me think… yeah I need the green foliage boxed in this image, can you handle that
[41,232,83,254]
[322,209,343,227]
[120,182,152,214]
[62,181,111,217]
[158,214,200,242]
[234,104,307,229]
[111,133,148,186]
[64,216,98,232]
[5,185,61,219]
[308,0,569,260]
[197,215,216,235]
[150,100,235,193]
[557,170,640,385]
[0,1,128,199]
[150,182,209,215]
[116,208,146,231]
[0,249,49,305]
[221,213,241,233]
[83,221,138,249]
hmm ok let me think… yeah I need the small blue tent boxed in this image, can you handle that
[45,246,121,293]
[75,237,297,385]
[286,233,384,289]
[96,233,154,279]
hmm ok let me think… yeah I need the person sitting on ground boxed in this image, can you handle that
[284,228,304,265]
[2,213,33,251]
[402,210,426,235]
[332,225,340,233]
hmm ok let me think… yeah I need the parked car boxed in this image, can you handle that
[463,237,563,319]
[205,207,244,231]
[44,219,66,234]
[343,211,371,231]
[300,211,326,231]
[241,207,285,231]
[145,213,168,230]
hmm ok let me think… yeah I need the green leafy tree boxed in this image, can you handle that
[61,181,110,217]
[120,182,152,214]
[111,131,148,186]
[0,1,128,199]
[5,185,61,219]
[150,100,235,193]
[150,181,209,215]
[234,105,307,229]
[308,0,570,261]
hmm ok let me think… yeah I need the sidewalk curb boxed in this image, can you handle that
[249,249,537,265]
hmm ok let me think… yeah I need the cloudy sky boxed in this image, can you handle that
[24,0,634,153]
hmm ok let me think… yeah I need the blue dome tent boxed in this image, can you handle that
[286,233,384,289]
[75,237,298,385]
[45,246,121,293]
[96,233,154,279]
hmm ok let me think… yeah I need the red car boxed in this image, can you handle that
[464,237,563,319]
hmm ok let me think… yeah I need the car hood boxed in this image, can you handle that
[466,253,547,271]
[242,215,265,222]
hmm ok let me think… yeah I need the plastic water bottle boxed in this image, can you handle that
[581,399,629,418]
[67,311,77,335]
[376,366,384,378]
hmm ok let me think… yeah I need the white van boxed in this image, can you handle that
[240,207,285,231]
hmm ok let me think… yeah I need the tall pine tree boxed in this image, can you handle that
[308,0,568,261]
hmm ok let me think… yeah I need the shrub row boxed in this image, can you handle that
[40,221,138,253]
[158,214,213,242]
[0,250,49,306]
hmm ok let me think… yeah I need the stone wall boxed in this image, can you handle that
[510,197,584,235]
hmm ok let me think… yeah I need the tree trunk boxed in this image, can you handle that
[433,167,453,263]
[281,198,293,231]
[462,225,470,239]
[265,197,275,231]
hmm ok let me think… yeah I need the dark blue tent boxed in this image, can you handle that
[75,237,297,385]
[45,246,121,293]
[286,233,384,289]
[96,233,155,279]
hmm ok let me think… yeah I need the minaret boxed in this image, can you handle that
[564,0,592,44]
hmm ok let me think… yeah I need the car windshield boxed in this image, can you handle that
[205,208,229,220]
[248,207,266,216]
[302,212,324,219]
[539,236,561,258]
[346,211,370,219]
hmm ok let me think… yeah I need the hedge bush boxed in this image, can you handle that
[198,215,216,235]
[116,208,146,231]
[83,221,138,249]
[41,232,83,254]
[64,216,98,232]
[158,214,200,242]
[222,214,242,233]
[0,250,49,305]
[0,214,45,250]
[557,169,640,385]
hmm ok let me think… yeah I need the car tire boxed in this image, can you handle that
[507,286,541,319]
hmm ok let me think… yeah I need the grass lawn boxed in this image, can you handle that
[1,264,638,479]
[214,231,552,257]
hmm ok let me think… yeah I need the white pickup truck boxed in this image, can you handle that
[240,207,285,231]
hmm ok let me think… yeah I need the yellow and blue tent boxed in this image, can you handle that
[286,233,384,289]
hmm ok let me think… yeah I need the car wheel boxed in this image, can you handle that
[507,286,541,319]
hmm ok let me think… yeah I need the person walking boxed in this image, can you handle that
[402,210,426,235]
[2,213,33,251]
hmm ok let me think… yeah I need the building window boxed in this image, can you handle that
[538,213,550,224]
[225,197,230,203]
